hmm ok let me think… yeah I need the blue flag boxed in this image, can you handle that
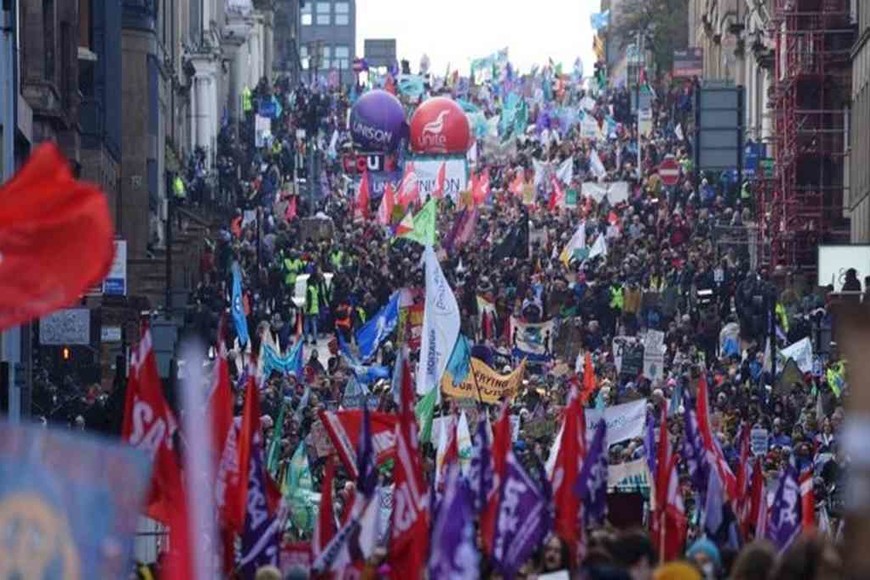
[446,334,472,385]
[766,464,801,552]
[232,262,250,347]
[429,467,479,579]
[704,466,725,536]
[355,292,400,362]
[590,10,610,31]
[288,338,305,378]
[574,419,608,528]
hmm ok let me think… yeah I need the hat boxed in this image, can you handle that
[686,537,721,569]
[653,562,701,580]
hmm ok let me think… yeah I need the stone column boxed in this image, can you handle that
[222,14,252,122]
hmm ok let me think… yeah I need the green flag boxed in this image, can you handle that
[415,387,437,443]
[287,442,317,533]
[266,401,286,476]
[399,198,438,246]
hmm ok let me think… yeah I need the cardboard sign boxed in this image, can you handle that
[751,428,769,456]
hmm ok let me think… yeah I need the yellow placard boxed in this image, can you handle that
[441,359,526,404]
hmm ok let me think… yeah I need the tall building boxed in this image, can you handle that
[274,0,302,81]
[849,0,870,241]
[297,0,355,86]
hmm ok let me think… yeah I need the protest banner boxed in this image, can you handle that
[510,317,554,362]
[0,422,151,578]
[441,358,527,404]
[585,399,648,447]
[411,157,469,201]
[642,330,666,381]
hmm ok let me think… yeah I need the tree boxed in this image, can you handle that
[609,0,690,76]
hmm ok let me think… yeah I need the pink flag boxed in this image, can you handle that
[377,182,396,226]
[355,171,371,221]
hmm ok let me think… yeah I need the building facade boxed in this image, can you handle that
[273,0,301,81]
[297,0,355,85]
[849,0,870,241]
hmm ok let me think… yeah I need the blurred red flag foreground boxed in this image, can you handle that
[0,143,114,331]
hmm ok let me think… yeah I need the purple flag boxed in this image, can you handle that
[644,409,657,479]
[574,419,608,528]
[682,405,709,498]
[469,415,493,514]
[357,405,377,497]
[492,451,550,578]
[239,435,280,577]
[766,464,801,552]
[429,467,480,579]
[704,465,724,536]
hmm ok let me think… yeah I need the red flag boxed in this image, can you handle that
[389,357,429,577]
[748,457,767,538]
[313,456,337,559]
[548,175,565,211]
[481,404,511,556]
[552,383,586,562]
[285,195,298,220]
[696,374,738,499]
[508,171,524,198]
[227,377,259,533]
[318,409,398,478]
[209,320,233,470]
[121,324,182,525]
[799,468,815,532]
[434,162,447,199]
[162,486,193,580]
[377,181,396,226]
[435,418,459,492]
[652,407,687,562]
[0,142,114,332]
[607,210,619,226]
[355,170,371,220]
[735,426,752,534]
[397,162,420,209]
[472,169,491,206]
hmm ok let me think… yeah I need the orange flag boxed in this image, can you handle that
[580,352,597,404]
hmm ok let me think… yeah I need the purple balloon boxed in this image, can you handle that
[349,90,406,152]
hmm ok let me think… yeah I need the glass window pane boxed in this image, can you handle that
[335,2,349,13]
[301,3,312,13]
[322,46,331,57]
[316,13,330,25]
[334,46,349,58]
[299,45,308,58]
[335,13,348,25]
[301,13,312,25]
[316,2,330,13]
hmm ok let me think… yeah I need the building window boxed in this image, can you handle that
[43,0,55,81]
[334,45,350,70]
[316,2,330,25]
[319,45,331,70]
[299,45,309,70]
[301,3,312,26]
[335,2,350,25]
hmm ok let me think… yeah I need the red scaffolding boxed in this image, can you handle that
[763,0,854,271]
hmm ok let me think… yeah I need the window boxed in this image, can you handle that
[319,45,331,70]
[43,0,55,81]
[335,2,350,25]
[334,45,350,70]
[316,2,330,25]
[299,45,309,70]
[301,3,312,26]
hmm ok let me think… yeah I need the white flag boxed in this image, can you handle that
[588,234,608,260]
[556,157,574,184]
[589,149,607,180]
[417,245,461,395]
[457,411,473,476]
[559,222,587,266]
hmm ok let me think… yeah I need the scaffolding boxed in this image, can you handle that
[763,0,854,272]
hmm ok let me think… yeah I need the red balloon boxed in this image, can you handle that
[409,97,471,154]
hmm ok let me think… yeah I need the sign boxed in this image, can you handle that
[581,181,630,204]
[100,326,122,343]
[750,428,769,456]
[673,48,704,78]
[585,399,648,447]
[816,244,870,290]
[658,156,681,187]
[39,309,91,346]
[619,345,644,378]
[694,84,744,171]
[341,152,398,175]
[744,141,767,179]
[510,318,555,362]
[411,157,469,201]
[510,415,521,442]
[642,330,666,381]
[103,240,127,296]
[778,337,814,374]
[0,421,151,579]
[441,359,526,404]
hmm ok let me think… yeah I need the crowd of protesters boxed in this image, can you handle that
[166,58,859,579]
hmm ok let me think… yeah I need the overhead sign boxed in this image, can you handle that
[658,155,681,186]
[673,48,703,78]
[39,309,91,346]
[694,84,744,172]
[103,240,127,296]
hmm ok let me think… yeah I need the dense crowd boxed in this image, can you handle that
[169,61,854,579]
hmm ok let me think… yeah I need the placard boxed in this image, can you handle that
[750,428,768,456]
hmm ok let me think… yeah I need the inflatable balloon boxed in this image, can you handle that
[349,90,406,151]
[409,97,472,155]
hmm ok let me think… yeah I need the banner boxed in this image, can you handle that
[318,410,398,477]
[0,421,151,579]
[510,318,554,362]
[441,359,527,404]
[411,157,469,201]
[642,330,666,381]
[417,246,461,395]
[585,399,647,447]
[778,337,813,374]
[581,181,630,204]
